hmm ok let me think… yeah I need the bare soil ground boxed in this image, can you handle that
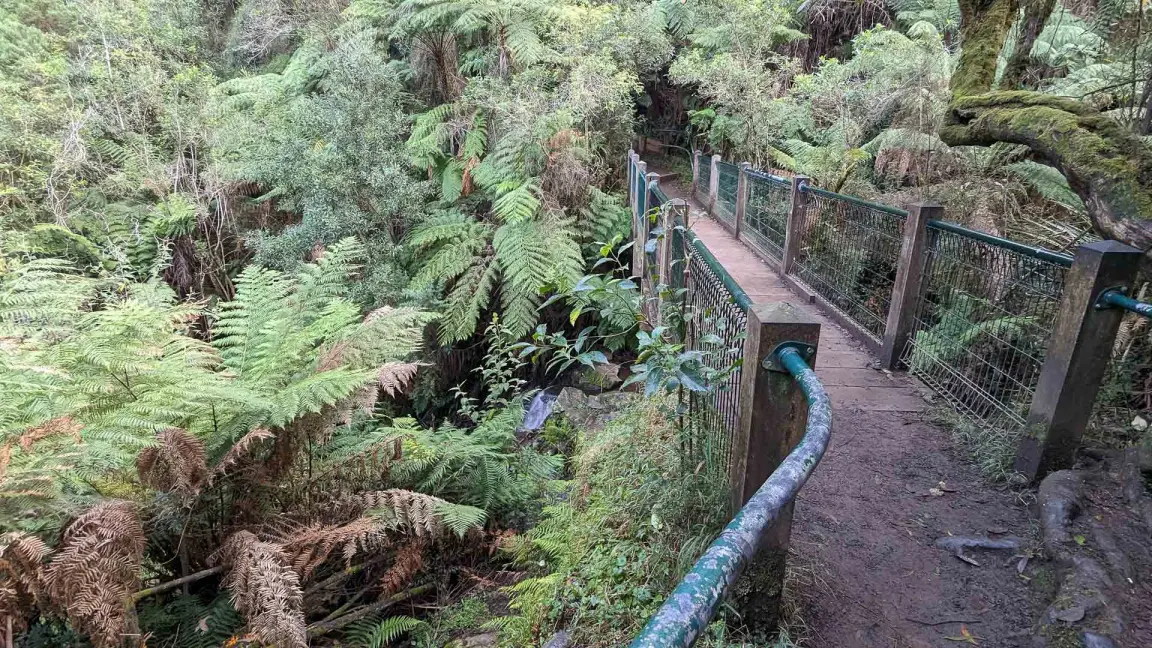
[793,406,1041,648]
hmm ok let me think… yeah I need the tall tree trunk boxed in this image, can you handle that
[943,0,1152,253]
[1000,0,1058,89]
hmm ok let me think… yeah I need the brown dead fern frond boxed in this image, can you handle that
[136,428,207,497]
[43,500,144,648]
[348,490,447,539]
[210,531,306,648]
[377,362,422,398]
[379,540,425,597]
[280,517,391,582]
[0,444,10,483]
[211,427,275,484]
[18,416,83,451]
[0,533,51,630]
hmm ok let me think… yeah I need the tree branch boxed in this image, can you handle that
[941,91,1152,251]
[306,582,435,638]
[953,0,1019,97]
[127,566,224,605]
[1000,0,1057,89]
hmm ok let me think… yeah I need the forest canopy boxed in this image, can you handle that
[1,0,1150,646]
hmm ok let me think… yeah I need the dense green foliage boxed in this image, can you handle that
[2,0,1151,646]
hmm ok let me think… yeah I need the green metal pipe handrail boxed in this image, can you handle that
[629,345,833,648]
[927,219,1074,267]
[746,168,789,185]
[802,185,910,218]
[1097,287,1152,318]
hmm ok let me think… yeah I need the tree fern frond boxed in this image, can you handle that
[1003,160,1087,214]
[437,256,500,344]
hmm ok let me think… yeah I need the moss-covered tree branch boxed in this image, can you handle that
[941,92,1152,250]
[948,0,1152,253]
[953,0,1019,97]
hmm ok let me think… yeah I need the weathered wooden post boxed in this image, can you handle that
[631,159,648,280]
[658,199,684,289]
[627,150,636,210]
[708,154,721,215]
[1015,240,1143,481]
[880,203,939,369]
[729,302,820,630]
[640,172,660,296]
[691,150,701,199]
[734,162,751,239]
[780,175,810,275]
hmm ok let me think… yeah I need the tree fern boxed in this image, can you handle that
[578,187,631,253]
[437,257,500,344]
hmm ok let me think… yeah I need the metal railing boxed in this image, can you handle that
[742,171,790,262]
[1098,287,1152,318]
[646,180,749,478]
[714,161,740,228]
[687,151,1083,436]
[901,220,1071,430]
[629,150,832,647]
[792,187,907,341]
[681,228,750,476]
[629,344,832,648]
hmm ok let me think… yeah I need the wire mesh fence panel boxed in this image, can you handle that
[714,161,740,228]
[900,225,1071,431]
[697,154,711,199]
[792,189,906,340]
[681,236,748,481]
[742,172,790,263]
[644,186,669,290]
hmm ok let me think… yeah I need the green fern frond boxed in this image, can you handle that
[437,257,500,344]
[345,615,428,648]
[1003,160,1087,215]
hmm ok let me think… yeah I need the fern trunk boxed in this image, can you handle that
[945,0,1152,254]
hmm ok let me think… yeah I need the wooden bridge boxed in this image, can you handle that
[635,159,1061,648]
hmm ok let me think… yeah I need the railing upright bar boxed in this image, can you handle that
[632,159,648,279]
[781,175,809,275]
[708,154,720,215]
[691,150,701,200]
[734,161,750,239]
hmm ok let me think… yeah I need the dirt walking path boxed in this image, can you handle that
[655,174,1043,648]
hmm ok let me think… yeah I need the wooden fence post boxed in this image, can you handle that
[658,199,683,288]
[691,150,701,199]
[729,302,820,630]
[631,160,648,280]
[708,154,721,214]
[734,162,751,239]
[880,203,938,369]
[781,176,809,275]
[1015,240,1143,481]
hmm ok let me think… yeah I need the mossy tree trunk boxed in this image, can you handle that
[1000,0,1057,89]
[944,0,1152,253]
